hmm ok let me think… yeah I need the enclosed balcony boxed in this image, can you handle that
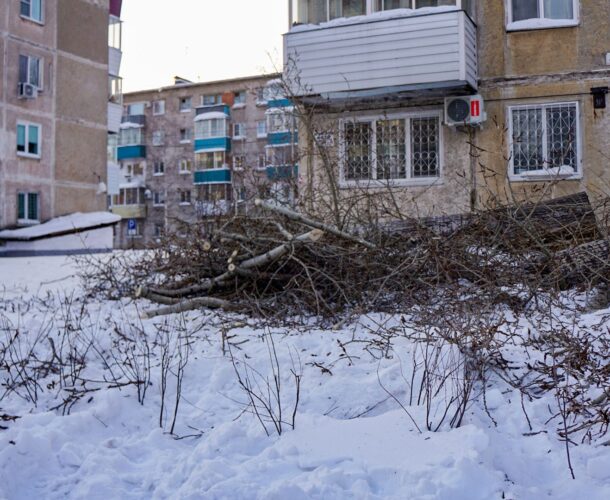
[285,1,477,101]
[117,125,146,160]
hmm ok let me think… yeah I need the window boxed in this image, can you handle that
[194,118,226,139]
[266,146,295,167]
[180,128,192,143]
[179,190,192,205]
[233,155,246,169]
[114,187,144,206]
[179,159,192,173]
[341,113,441,183]
[20,0,43,23]
[152,131,164,146]
[17,192,39,223]
[268,111,293,133]
[256,88,267,105]
[257,120,267,137]
[153,161,165,176]
[202,94,221,106]
[154,223,164,238]
[508,0,578,27]
[152,100,165,115]
[17,122,41,157]
[509,102,580,178]
[233,123,246,138]
[258,153,267,168]
[234,91,246,105]
[19,55,43,89]
[199,184,232,202]
[196,152,226,170]
[125,102,145,116]
[119,127,142,145]
[153,190,166,206]
[179,97,192,112]
[294,0,464,24]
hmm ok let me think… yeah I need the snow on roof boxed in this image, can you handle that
[194,111,229,121]
[289,6,459,33]
[0,212,121,241]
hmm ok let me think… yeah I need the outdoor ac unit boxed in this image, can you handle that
[444,95,486,126]
[18,82,38,99]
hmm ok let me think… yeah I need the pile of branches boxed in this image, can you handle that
[122,192,609,319]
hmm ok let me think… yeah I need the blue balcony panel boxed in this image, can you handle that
[268,131,298,146]
[266,165,298,181]
[194,169,232,184]
[117,145,146,160]
[194,137,231,152]
[267,98,292,109]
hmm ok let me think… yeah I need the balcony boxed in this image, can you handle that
[121,115,146,126]
[268,131,298,146]
[194,137,231,153]
[284,9,477,100]
[194,169,232,185]
[111,205,146,219]
[108,102,122,134]
[117,145,146,160]
[195,104,231,117]
[108,47,122,77]
[267,165,298,181]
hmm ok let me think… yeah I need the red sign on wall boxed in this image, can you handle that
[471,99,480,118]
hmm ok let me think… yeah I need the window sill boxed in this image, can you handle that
[179,202,192,206]
[180,140,192,144]
[17,219,40,226]
[153,173,164,177]
[509,173,582,183]
[257,134,268,139]
[180,109,192,113]
[506,19,579,32]
[152,204,166,208]
[232,103,246,109]
[179,170,191,175]
[256,101,268,107]
[339,177,442,189]
[232,136,246,141]
[20,15,44,26]
[17,152,41,160]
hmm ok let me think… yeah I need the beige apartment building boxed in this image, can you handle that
[114,73,298,247]
[0,0,111,229]
[286,0,610,222]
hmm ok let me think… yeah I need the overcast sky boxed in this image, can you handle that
[120,0,288,92]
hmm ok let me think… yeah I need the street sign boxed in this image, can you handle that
[127,218,137,236]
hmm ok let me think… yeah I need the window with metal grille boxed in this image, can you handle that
[342,114,441,183]
[510,102,579,176]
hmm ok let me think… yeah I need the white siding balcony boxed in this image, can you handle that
[284,9,477,100]
[108,47,122,77]
[107,102,122,134]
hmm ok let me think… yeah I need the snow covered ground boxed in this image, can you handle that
[0,255,609,499]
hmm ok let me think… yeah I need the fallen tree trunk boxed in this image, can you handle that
[142,296,241,319]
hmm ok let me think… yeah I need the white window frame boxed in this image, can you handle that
[233,155,246,170]
[179,189,192,205]
[233,91,246,108]
[152,130,165,146]
[20,0,44,24]
[17,191,40,225]
[267,109,294,134]
[507,101,582,182]
[179,159,192,174]
[153,190,166,207]
[201,94,221,106]
[16,121,41,159]
[339,110,444,188]
[19,54,43,90]
[233,123,246,139]
[179,127,192,143]
[119,127,143,146]
[152,100,165,116]
[196,151,227,170]
[153,160,165,176]
[194,118,227,140]
[179,97,192,113]
[256,120,267,138]
[506,0,579,31]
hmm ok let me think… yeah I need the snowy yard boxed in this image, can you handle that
[0,255,609,499]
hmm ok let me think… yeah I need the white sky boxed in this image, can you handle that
[120,0,288,92]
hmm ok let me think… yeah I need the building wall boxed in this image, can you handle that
[0,0,109,230]
[298,1,610,221]
[115,75,277,248]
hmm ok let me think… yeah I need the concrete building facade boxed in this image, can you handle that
[0,0,111,229]
[286,0,610,222]
[114,73,296,247]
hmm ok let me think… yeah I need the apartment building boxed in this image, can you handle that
[113,73,297,247]
[286,0,610,220]
[0,0,111,229]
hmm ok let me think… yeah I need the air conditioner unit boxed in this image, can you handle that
[444,95,486,126]
[18,82,38,99]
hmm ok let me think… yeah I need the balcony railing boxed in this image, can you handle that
[121,115,146,126]
[285,9,477,98]
[108,47,122,77]
[111,205,146,219]
[107,102,122,134]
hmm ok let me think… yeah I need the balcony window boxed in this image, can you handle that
[125,102,145,116]
[199,184,232,202]
[115,187,144,206]
[196,151,226,170]
[20,0,43,23]
[194,118,227,139]
[108,17,122,50]
[266,146,295,167]
[294,0,466,24]
[17,122,41,157]
[341,113,441,184]
[119,127,142,146]
[17,192,39,223]
[509,102,580,179]
[267,111,293,134]
[202,94,221,106]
